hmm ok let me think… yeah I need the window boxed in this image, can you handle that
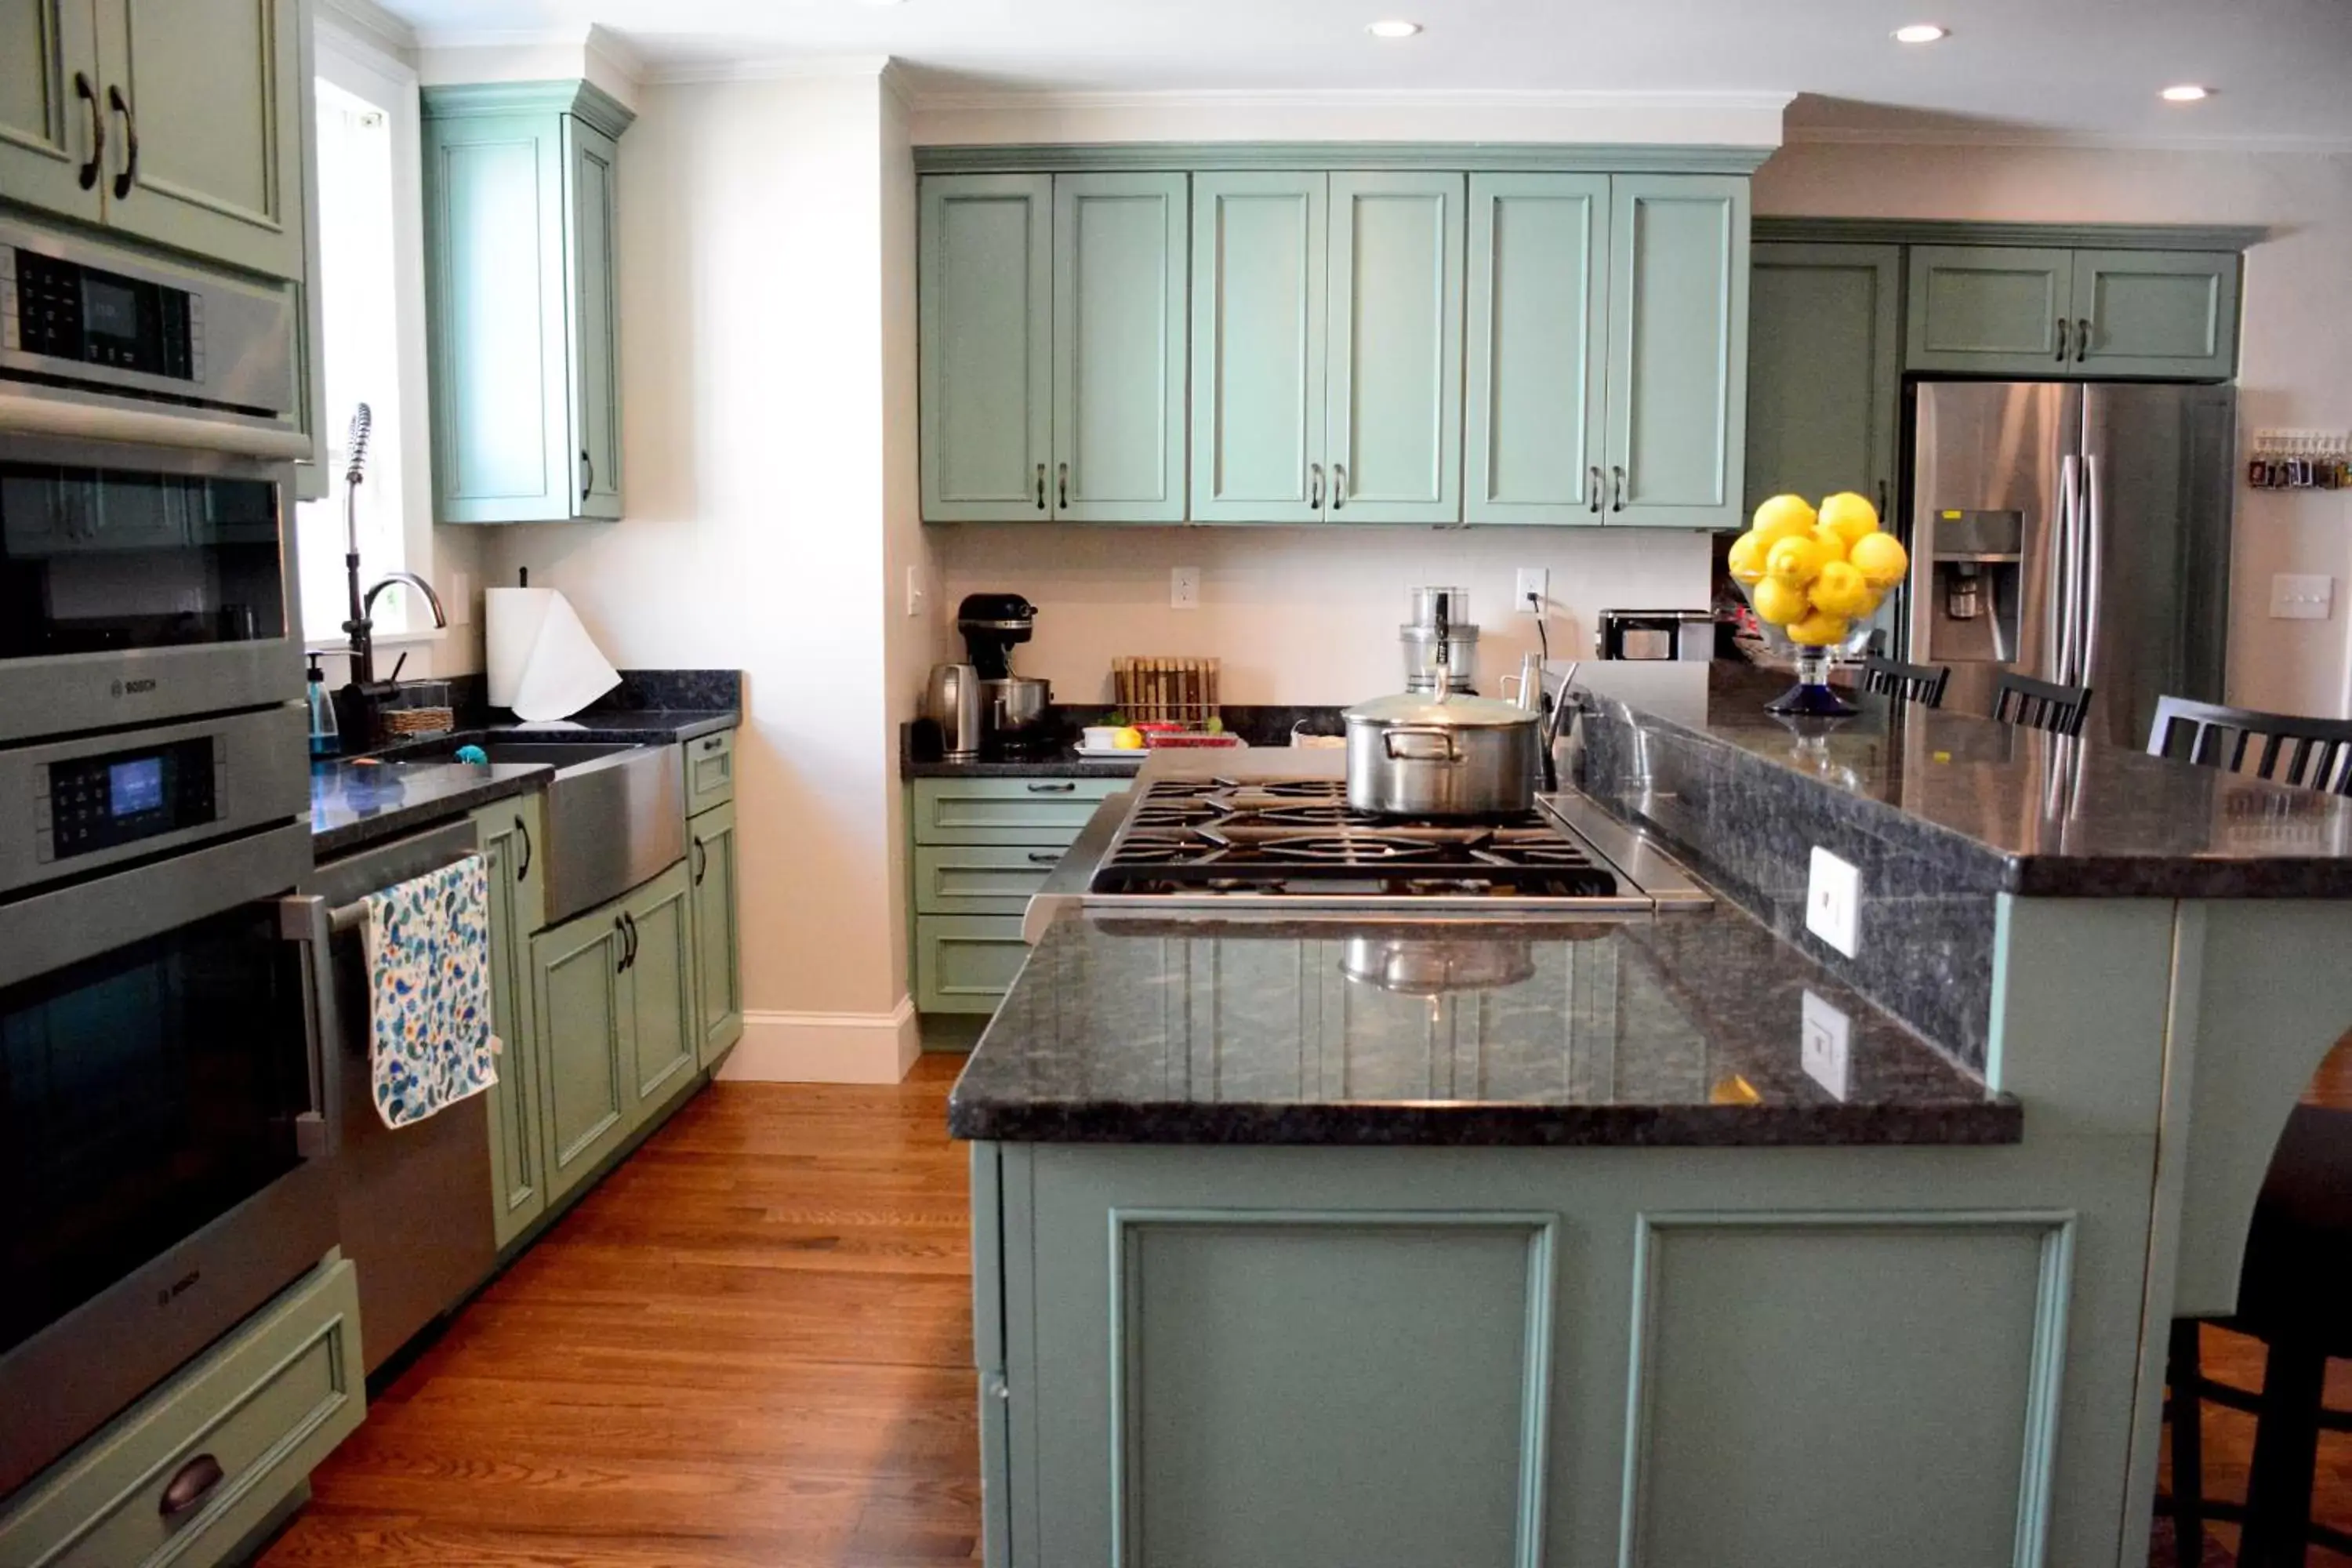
[295,34,430,648]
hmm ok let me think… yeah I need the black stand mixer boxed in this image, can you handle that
[956,593,1054,759]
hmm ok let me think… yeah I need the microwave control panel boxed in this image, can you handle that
[38,737,220,862]
[1,244,201,382]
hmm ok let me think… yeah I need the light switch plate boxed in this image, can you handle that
[1171,566,1200,610]
[1806,846,1861,957]
[905,564,925,619]
[2270,574,2334,620]
[1801,989,1853,1101]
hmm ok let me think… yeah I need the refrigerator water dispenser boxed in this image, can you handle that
[1924,510,2023,665]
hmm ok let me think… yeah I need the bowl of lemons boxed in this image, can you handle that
[1728,492,1910,716]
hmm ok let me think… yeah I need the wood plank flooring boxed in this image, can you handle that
[258,1054,978,1566]
[260,1038,2352,1566]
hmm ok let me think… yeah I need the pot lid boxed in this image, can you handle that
[1345,686,1534,728]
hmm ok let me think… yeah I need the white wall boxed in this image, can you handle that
[932,524,1710,703]
[1755,140,2352,720]
[483,69,919,1076]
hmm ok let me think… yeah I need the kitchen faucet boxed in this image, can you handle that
[335,401,449,684]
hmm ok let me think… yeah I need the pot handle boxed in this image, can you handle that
[1380,726,1462,763]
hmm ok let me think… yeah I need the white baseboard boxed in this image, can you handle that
[718,998,922,1084]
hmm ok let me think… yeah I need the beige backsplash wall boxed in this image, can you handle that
[929,524,1712,705]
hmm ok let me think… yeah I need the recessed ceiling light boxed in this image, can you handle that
[1367,20,1423,38]
[2160,83,2212,102]
[1891,24,1947,43]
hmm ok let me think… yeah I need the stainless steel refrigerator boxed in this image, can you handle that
[1908,381,2236,749]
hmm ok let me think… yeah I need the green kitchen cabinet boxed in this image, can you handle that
[920,173,1054,521]
[0,0,104,226]
[1904,245,2076,374]
[1464,172,1610,524]
[916,914,1033,1016]
[1745,242,1903,521]
[1051,172,1189,522]
[473,797,547,1249]
[1325,172,1465,524]
[1603,174,1750,528]
[1189,171,1330,523]
[689,801,742,1067]
[623,860,698,1119]
[423,81,633,524]
[909,775,1112,1016]
[2068,249,2238,378]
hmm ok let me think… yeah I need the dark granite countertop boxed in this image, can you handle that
[311,760,551,859]
[374,709,738,756]
[1580,662,2352,898]
[901,706,1343,779]
[902,739,1149,779]
[949,907,2019,1147]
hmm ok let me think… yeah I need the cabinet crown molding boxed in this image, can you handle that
[914,142,1773,176]
[1754,215,2268,252]
[421,78,637,139]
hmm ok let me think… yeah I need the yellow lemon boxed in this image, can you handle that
[1785,609,1851,648]
[1726,530,1772,587]
[1750,493,1820,545]
[1112,727,1145,750]
[1847,532,1910,589]
[1811,521,1853,561]
[1765,535,1832,589]
[1809,560,1875,619]
[1818,491,1882,547]
[1750,578,1810,626]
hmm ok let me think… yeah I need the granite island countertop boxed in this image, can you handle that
[949,905,2019,1148]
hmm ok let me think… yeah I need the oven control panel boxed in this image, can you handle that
[2,245,201,382]
[39,737,220,862]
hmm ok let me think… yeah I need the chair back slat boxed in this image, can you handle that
[1860,655,1951,710]
[1991,672,2092,738]
[2147,695,2352,797]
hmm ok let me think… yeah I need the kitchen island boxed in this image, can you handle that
[951,664,2352,1568]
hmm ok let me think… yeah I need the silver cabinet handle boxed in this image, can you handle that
[1034,463,1046,510]
[1330,463,1347,511]
[1610,464,1626,513]
[1026,780,1076,793]
[2054,317,2069,363]
[1587,465,1602,514]
[1308,463,1324,510]
[2076,317,2092,363]
[1057,461,1069,510]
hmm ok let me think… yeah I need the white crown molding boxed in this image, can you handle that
[902,85,1795,116]
[641,53,895,86]
[1783,122,2352,156]
[584,24,648,87]
[878,57,918,114]
[314,0,418,61]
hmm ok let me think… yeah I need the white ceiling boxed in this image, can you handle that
[375,0,2352,146]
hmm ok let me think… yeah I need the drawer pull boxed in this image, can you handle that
[1025,782,1076,793]
[160,1453,225,1519]
[1026,851,1061,864]
[701,735,724,753]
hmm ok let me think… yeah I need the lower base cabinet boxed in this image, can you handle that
[474,799,548,1249]
[689,800,743,1065]
[0,1257,364,1568]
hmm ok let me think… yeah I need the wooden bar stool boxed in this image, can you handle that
[1859,655,1951,709]
[1991,671,2093,737]
[2148,696,2352,796]
[2164,1105,2352,1566]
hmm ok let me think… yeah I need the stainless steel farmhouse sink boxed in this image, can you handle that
[478,742,685,924]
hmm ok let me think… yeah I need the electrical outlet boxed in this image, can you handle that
[905,564,926,619]
[1515,568,1548,612]
[1806,847,1861,957]
[2270,574,2335,620]
[1801,989,1853,1100]
[1171,565,1200,610]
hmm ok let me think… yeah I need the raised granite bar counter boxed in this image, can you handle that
[949,909,2018,1146]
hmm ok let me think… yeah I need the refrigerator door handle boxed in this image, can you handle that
[2079,454,2103,696]
[2051,454,2079,684]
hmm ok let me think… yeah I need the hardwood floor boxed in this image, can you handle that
[259,1054,978,1566]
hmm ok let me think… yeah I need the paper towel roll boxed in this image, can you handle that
[485,586,620,721]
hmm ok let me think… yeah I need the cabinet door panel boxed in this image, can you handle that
[2071,249,2238,379]
[626,863,697,1118]
[1465,173,1610,524]
[568,118,622,518]
[474,808,546,1249]
[1052,172,1187,522]
[1905,245,2074,374]
[1190,172,1327,523]
[690,804,742,1068]
[1326,172,1464,524]
[534,910,628,1202]
[921,174,1053,521]
[1745,243,1902,518]
[98,0,305,277]
[1604,175,1748,528]
[0,0,103,223]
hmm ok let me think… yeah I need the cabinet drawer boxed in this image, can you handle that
[911,778,1123,845]
[914,844,1066,916]
[916,916,1033,1014]
[0,1258,364,1568]
[684,728,736,815]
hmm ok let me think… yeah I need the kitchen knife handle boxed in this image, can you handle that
[2075,317,2092,363]
[74,73,102,191]
[2054,317,2068,363]
[1034,463,1046,510]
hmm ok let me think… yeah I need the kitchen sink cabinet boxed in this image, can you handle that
[1905,245,2238,379]
[624,861,698,1118]
[689,800,743,1067]
[422,82,632,524]
[473,797,548,1249]
[1744,242,1902,521]
[0,0,305,278]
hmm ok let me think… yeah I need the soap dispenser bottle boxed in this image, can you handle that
[306,654,342,757]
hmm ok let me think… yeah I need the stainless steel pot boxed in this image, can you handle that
[1343,688,1541,816]
[1340,935,1537,996]
[982,676,1051,737]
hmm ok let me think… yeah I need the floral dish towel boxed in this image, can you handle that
[359,854,500,1129]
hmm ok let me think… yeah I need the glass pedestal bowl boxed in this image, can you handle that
[1733,582,1877,718]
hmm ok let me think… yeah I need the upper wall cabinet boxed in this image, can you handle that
[1465,172,1748,528]
[1745,241,1901,520]
[1906,244,2238,379]
[920,171,1187,523]
[1191,170,1465,524]
[0,0,305,278]
[423,81,631,525]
